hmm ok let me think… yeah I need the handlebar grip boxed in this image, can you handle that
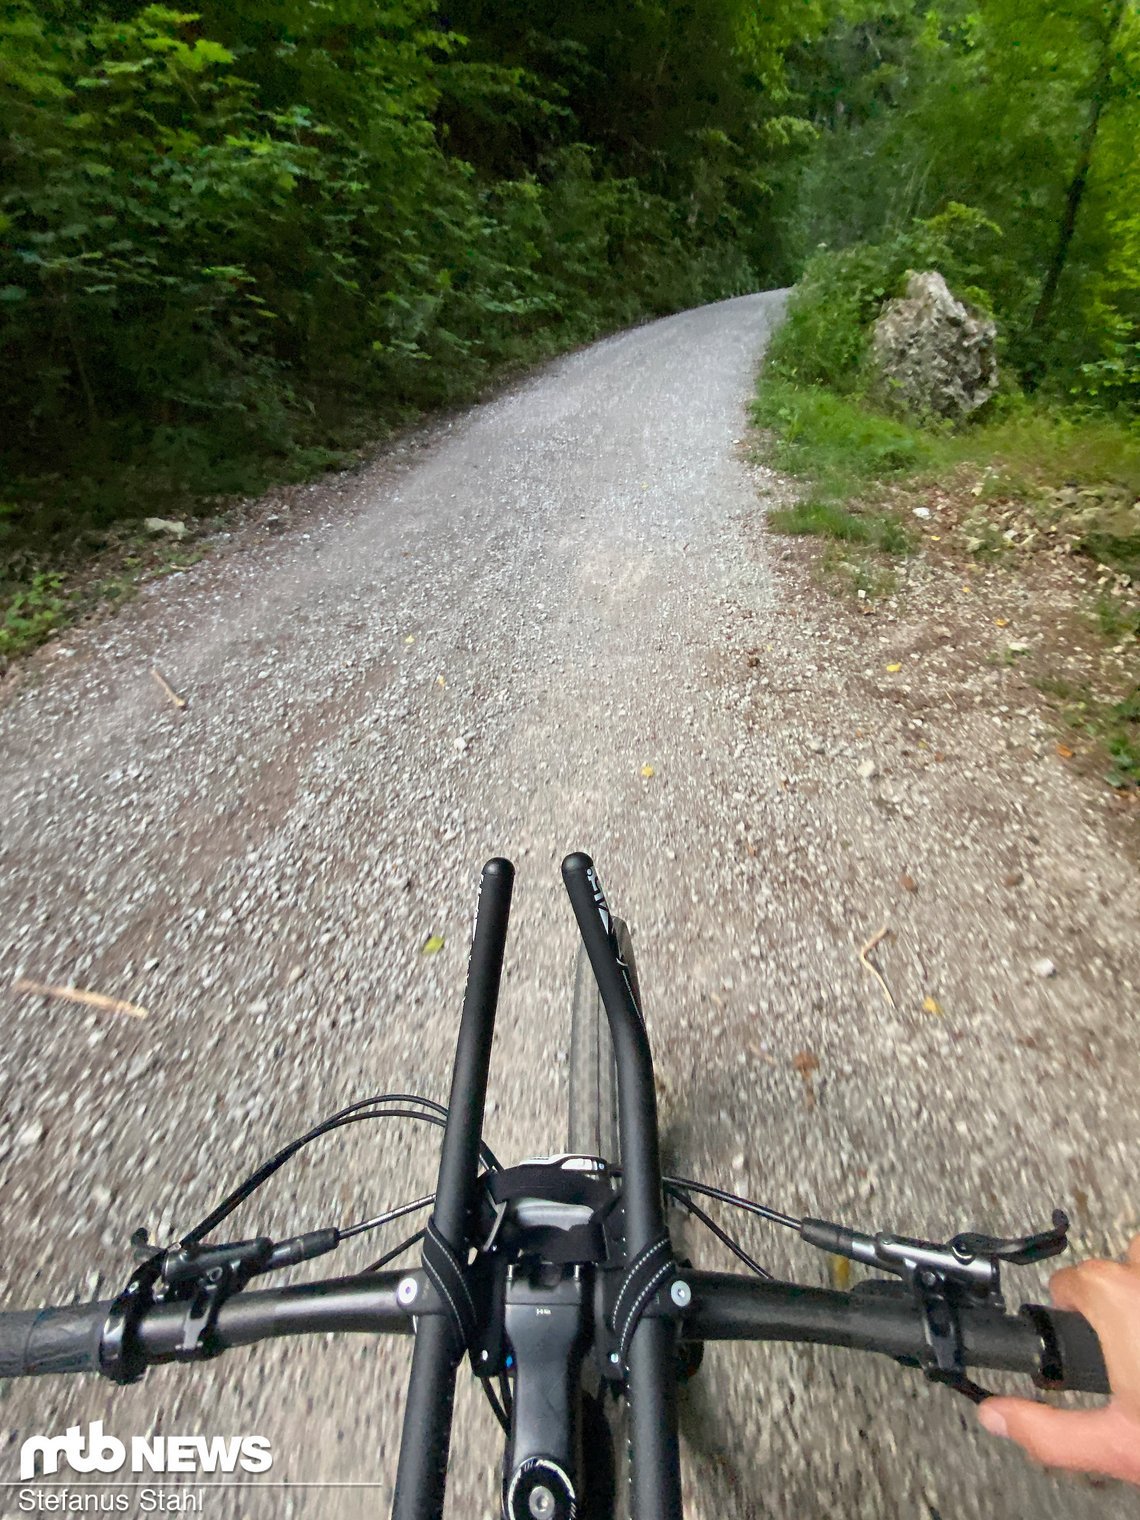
[0,1303,110,1378]
[1027,1306,1110,1394]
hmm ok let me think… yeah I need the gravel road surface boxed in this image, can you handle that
[2,291,1138,1519]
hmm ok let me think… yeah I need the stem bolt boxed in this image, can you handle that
[528,1486,555,1519]
[397,1276,418,1306]
[609,1352,621,1365]
[670,1279,692,1308]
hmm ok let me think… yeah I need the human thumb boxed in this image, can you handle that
[978,1396,1140,1484]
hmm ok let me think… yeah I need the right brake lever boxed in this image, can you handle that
[950,1209,1070,1267]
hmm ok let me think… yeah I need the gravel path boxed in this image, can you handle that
[2,290,1138,1519]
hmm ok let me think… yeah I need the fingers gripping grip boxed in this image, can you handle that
[0,1303,110,1378]
[1024,1306,1111,1394]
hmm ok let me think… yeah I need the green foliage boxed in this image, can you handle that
[0,573,66,658]
[768,496,911,554]
[778,0,1140,401]
[763,204,1002,393]
[753,377,933,490]
[1093,592,1140,644]
[2,0,818,569]
[938,401,1140,498]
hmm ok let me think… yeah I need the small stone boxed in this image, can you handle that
[731,1153,746,1173]
[15,1120,45,1151]
[1033,958,1057,979]
[286,965,305,987]
[247,998,269,1016]
[808,738,825,755]
[127,1051,158,1083]
[143,516,188,540]
[857,758,878,781]
[913,507,932,520]
[900,873,918,893]
[454,736,468,753]
[1003,870,1024,888]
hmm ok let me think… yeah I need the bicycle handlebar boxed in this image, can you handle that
[0,1270,1109,1394]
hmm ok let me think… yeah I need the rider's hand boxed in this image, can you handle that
[976,1234,1140,1484]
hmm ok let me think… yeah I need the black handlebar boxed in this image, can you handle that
[0,1271,1109,1394]
[562,852,683,1519]
[393,857,515,1520]
[0,854,1115,1520]
[0,1301,108,1379]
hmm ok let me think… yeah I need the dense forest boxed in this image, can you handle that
[1,1,1137,609]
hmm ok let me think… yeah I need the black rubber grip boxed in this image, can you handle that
[0,1303,110,1378]
[1030,1306,1111,1394]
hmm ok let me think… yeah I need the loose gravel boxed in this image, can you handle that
[1,291,1138,1519]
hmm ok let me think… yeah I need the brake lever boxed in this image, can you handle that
[803,1208,1072,1406]
[802,1208,1070,1297]
[949,1208,1070,1267]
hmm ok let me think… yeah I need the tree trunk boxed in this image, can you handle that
[1029,0,1127,339]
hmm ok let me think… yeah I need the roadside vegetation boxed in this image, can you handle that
[752,0,1139,790]
[1,0,818,661]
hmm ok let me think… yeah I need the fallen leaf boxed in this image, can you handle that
[12,979,147,1020]
[829,1254,853,1290]
[922,995,944,1016]
[885,662,902,673]
[792,1049,820,1108]
[962,585,971,594]
[1056,743,1075,760]
[436,675,446,688]
[994,617,1010,628]
[421,935,445,955]
[640,763,655,779]
[404,635,415,645]
[900,873,918,893]
[1003,870,1024,888]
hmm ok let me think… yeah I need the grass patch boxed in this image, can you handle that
[940,404,1140,499]
[1036,675,1140,791]
[1093,592,1140,644]
[769,496,911,555]
[817,546,900,602]
[753,379,934,496]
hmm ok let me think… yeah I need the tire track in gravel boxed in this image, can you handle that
[2,291,1139,1519]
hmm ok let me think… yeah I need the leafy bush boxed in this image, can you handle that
[0,573,66,659]
[1,1,800,568]
[763,204,1002,394]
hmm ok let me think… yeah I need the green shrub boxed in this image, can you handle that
[0,573,66,659]
[763,204,1003,395]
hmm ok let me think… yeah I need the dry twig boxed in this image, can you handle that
[12,979,148,1020]
[857,924,896,1009]
[151,667,188,710]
